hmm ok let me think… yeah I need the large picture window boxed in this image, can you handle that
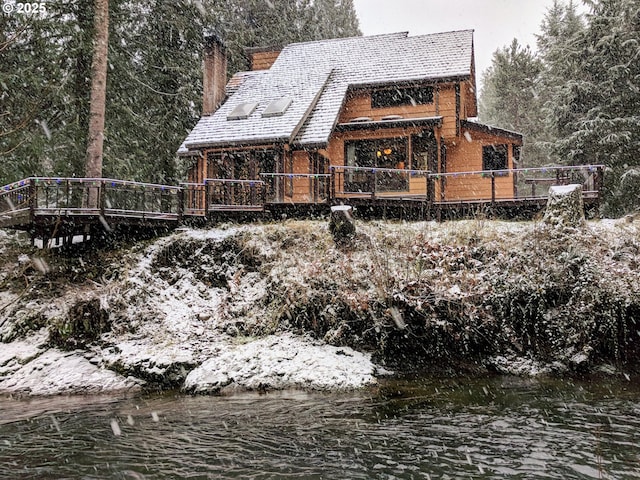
[371,85,434,109]
[482,144,508,171]
[344,138,408,192]
[345,138,407,170]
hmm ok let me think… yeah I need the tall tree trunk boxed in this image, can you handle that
[85,0,108,181]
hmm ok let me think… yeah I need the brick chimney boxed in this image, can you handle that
[203,34,227,116]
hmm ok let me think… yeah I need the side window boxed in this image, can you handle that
[482,144,508,171]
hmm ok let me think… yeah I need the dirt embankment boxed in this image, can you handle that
[0,217,639,395]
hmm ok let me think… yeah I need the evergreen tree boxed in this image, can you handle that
[0,0,361,186]
[548,0,640,214]
[0,1,97,182]
[536,0,585,162]
[479,39,545,166]
[1,6,65,179]
[104,0,208,183]
[203,0,361,74]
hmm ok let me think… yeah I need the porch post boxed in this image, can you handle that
[330,167,335,202]
[491,171,496,204]
[28,178,36,224]
[204,182,210,216]
[177,187,184,223]
[426,172,433,221]
[371,169,377,200]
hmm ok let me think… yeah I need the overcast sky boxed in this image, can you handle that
[352,0,581,90]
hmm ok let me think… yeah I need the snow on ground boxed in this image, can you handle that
[96,226,383,392]
[1,347,142,395]
[184,334,379,393]
[0,331,47,377]
[69,225,382,394]
[487,355,553,376]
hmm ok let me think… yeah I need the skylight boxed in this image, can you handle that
[227,102,258,120]
[262,97,293,118]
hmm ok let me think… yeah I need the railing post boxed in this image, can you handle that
[371,169,377,200]
[177,187,184,222]
[100,181,106,218]
[28,178,36,223]
[204,182,210,216]
[65,179,70,211]
[426,172,433,221]
[313,175,318,204]
[491,171,496,204]
[595,166,604,208]
[597,166,605,193]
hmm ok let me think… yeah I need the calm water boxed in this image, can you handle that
[1,375,640,479]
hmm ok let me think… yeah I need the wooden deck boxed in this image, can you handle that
[0,165,604,245]
[0,178,182,245]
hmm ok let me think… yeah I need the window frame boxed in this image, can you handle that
[482,144,509,171]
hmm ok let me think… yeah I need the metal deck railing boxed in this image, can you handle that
[0,165,605,243]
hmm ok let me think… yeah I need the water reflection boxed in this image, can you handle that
[1,375,639,479]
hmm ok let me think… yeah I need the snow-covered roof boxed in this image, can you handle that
[460,120,523,141]
[180,30,474,154]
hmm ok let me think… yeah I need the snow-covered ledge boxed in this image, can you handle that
[183,334,381,394]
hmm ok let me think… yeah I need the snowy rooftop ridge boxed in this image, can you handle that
[180,30,474,153]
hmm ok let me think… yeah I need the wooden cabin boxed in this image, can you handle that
[178,31,524,211]
[0,32,604,246]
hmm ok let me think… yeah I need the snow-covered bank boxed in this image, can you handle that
[0,216,639,396]
[0,226,385,395]
[0,330,378,396]
[183,334,379,393]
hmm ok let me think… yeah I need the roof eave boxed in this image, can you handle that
[349,75,472,91]
[336,116,443,132]
[184,136,290,151]
[460,120,523,142]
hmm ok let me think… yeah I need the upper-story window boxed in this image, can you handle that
[371,85,434,109]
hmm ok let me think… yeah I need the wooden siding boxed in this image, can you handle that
[409,176,428,195]
[338,85,459,138]
[250,51,280,70]
[462,79,477,118]
[284,150,313,202]
[443,129,520,201]
[437,85,457,138]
